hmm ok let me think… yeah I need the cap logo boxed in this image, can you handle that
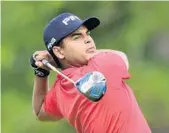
[47,37,56,50]
[62,15,80,25]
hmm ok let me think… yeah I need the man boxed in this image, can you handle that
[30,12,151,133]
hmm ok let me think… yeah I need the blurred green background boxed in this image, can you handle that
[1,1,169,133]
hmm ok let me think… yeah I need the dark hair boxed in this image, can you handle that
[49,40,63,68]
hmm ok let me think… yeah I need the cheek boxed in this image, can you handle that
[64,45,85,59]
[62,40,90,63]
[67,47,88,64]
[73,47,86,60]
[70,43,86,54]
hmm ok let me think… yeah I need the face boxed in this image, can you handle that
[53,25,96,67]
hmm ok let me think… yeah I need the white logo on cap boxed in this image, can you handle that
[47,37,56,50]
[62,15,80,25]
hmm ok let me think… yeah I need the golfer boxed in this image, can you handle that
[30,12,151,133]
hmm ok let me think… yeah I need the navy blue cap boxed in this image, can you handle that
[43,12,100,51]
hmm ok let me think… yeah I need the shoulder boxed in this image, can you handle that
[111,50,129,70]
[93,49,129,70]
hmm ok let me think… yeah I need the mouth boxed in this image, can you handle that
[86,47,96,53]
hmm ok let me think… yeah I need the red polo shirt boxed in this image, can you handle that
[43,51,151,133]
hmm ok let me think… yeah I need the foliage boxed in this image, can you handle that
[2,1,169,133]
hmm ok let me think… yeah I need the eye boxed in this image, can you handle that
[72,35,81,40]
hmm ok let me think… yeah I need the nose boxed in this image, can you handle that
[84,36,92,44]
[85,40,91,44]
[85,39,94,49]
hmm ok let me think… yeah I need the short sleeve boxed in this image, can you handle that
[42,83,63,117]
[112,50,129,70]
[88,51,130,80]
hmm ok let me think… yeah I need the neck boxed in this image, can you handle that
[59,60,74,70]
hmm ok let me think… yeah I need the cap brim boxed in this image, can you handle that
[54,17,100,44]
[83,17,100,31]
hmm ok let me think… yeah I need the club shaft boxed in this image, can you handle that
[42,59,75,84]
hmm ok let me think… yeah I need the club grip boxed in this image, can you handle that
[42,59,75,84]
[42,59,49,67]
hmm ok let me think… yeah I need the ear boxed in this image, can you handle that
[52,46,65,59]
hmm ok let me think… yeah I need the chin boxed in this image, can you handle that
[80,60,88,66]
[71,61,87,67]
[85,52,96,60]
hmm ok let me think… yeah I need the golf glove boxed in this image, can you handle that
[30,56,50,77]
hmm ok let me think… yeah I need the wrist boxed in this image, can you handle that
[30,55,50,77]
[34,68,50,77]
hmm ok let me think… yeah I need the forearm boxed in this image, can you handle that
[32,76,61,121]
[32,76,48,117]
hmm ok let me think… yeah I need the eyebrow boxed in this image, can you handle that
[71,30,89,37]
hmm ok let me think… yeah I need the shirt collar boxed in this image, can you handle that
[56,67,77,79]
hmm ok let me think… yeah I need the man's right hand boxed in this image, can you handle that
[30,50,54,77]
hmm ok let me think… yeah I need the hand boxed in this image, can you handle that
[30,50,53,77]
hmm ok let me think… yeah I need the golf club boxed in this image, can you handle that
[42,59,107,102]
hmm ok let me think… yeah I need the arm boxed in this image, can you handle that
[33,76,61,121]
[30,50,62,121]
